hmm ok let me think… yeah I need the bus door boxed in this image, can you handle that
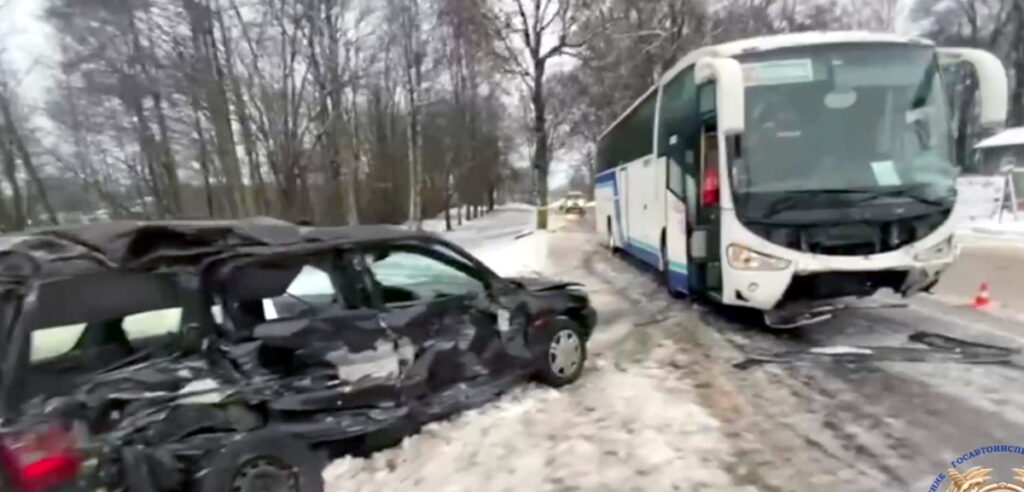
[692,83,723,298]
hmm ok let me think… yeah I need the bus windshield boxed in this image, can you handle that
[733,43,955,202]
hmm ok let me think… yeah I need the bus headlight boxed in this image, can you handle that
[914,237,955,262]
[726,244,791,271]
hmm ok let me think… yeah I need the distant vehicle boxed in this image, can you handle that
[562,192,587,215]
[0,220,596,492]
[594,31,1009,328]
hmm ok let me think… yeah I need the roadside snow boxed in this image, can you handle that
[323,342,740,492]
[414,203,536,233]
[470,231,551,278]
[958,215,1024,243]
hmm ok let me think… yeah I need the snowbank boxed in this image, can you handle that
[323,342,739,492]
[958,215,1024,243]
[469,231,550,278]
[411,203,536,234]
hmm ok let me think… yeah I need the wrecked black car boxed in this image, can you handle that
[0,219,596,492]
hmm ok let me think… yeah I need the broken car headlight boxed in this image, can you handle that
[726,244,791,271]
[914,237,955,262]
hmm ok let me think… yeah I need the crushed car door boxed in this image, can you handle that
[217,252,406,413]
[358,242,525,417]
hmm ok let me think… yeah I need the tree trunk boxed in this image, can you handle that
[153,92,182,215]
[1009,2,1024,126]
[127,96,166,218]
[531,68,550,230]
[0,130,23,229]
[444,189,452,231]
[406,90,421,226]
[0,96,57,225]
[190,93,215,216]
[183,0,248,217]
[217,4,266,215]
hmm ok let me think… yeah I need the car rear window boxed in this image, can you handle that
[30,307,183,363]
[14,271,191,403]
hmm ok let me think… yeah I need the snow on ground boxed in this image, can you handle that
[324,341,742,492]
[957,214,1024,243]
[415,203,536,234]
[470,231,551,277]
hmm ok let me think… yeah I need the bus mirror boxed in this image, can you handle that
[695,57,746,136]
[938,47,1008,128]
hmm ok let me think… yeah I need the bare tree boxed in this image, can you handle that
[493,0,586,230]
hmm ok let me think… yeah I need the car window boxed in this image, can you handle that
[368,249,485,305]
[262,265,339,320]
[30,307,183,363]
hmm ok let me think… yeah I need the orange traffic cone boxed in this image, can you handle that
[973,283,991,309]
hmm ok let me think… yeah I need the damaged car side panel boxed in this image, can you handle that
[0,221,597,492]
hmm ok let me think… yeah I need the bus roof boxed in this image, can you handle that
[598,31,934,141]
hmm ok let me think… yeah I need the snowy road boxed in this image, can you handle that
[326,207,1024,491]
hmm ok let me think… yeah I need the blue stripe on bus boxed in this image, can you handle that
[597,167,690,296]
[624,239,689,294]
[668,269,688,292]
[623,241,660,269]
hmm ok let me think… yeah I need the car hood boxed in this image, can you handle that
[507,276,583,293]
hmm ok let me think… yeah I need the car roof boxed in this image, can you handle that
[0,218,436,282]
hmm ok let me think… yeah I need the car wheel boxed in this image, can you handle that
[535,319,587,387]
[195,431,324,492]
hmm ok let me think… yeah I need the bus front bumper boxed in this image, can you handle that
[722,256,955,312]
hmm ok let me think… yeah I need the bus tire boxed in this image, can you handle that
[661,237,683,299]
[606,217,616,251]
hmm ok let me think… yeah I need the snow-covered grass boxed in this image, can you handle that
[413,203,536,234]
[958,215,1024,245]
[324,342,740,492]
[469,230,550,278]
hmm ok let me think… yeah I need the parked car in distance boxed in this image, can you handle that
[0,220,596,492]
[561,191,587,215]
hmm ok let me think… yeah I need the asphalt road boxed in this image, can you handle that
[555,211,1024,491]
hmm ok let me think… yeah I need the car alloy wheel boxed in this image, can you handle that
[548,329,582,378]
[231,457,299,492]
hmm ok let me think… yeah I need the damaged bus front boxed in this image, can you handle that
[595,32,1009,328]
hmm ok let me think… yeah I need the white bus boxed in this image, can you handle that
[593,32,1008,328]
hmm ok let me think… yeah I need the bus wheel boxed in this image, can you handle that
[661,238,684,299]
[606,218,615,251]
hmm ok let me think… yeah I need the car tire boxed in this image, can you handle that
[194,430,325,492]
[534,318,587,388]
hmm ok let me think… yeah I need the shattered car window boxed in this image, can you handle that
[12,271,193,404]
[368,250,486,304]
[263,265,338,320]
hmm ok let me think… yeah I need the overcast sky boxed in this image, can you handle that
[1,0,56,103]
